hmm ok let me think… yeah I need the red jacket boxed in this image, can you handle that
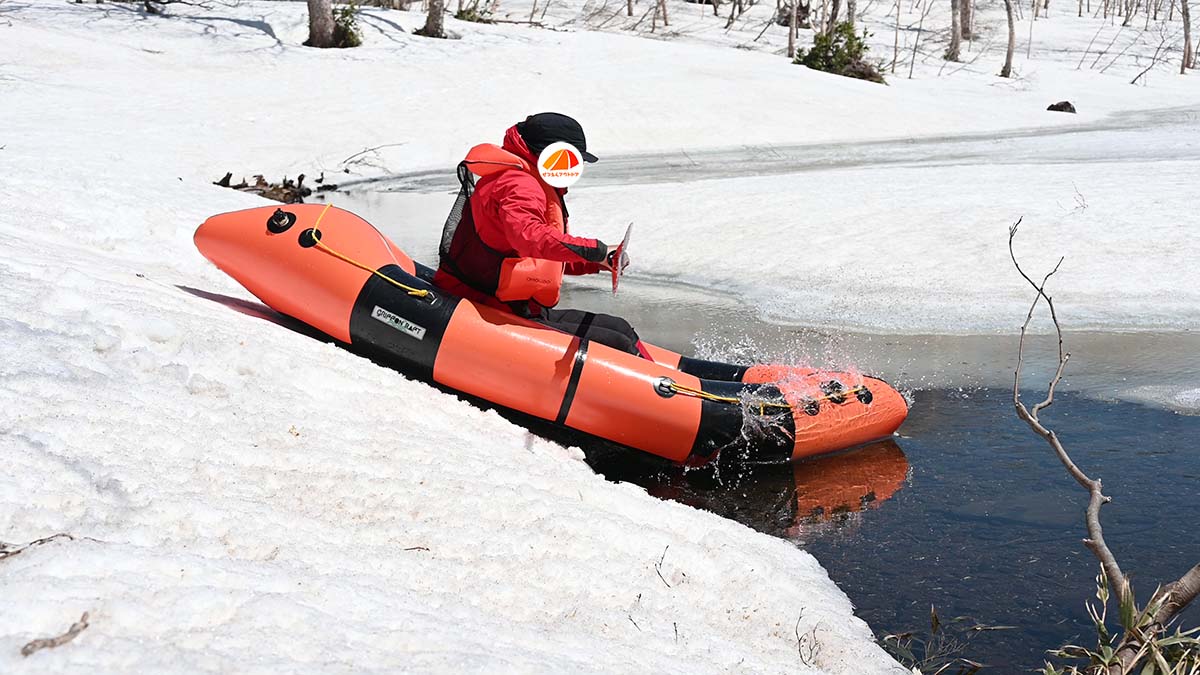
[433,127,606,312]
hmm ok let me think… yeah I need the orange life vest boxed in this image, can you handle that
[442,143,564,308]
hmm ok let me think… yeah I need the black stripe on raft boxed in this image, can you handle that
[676,356,750,383]
[347,264,459,380]
[687,380,795,464]
[555,338,589,424]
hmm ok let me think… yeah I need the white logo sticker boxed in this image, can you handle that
[537,141,585,188]
[372,305,426,341]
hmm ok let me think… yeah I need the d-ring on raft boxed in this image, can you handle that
[194,204,908,464]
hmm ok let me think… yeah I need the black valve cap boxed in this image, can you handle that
[267,209,297,233]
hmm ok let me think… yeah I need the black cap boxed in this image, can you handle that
[515,112,599,163]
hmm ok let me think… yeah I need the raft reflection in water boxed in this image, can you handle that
[589,440,909,538]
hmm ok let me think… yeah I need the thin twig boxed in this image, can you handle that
[21,613,90,657]
[340,143,407,166]
[654,545,672,587]
[0,533,75,562]
[1130,28,1174,83]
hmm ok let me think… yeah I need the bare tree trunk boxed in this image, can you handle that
[1184,0,1194,73]
[847,0,857,25]
[659,0,669,26]
[826,0,841,30]
[960,0,973,36]
[627,0,633,16]
[893,0,901,72]
[1027,0,1035,58]
[788,0,799,57]
[417,0,446,37]
[909,0,930,77]
[305,0,335,47]
[1001,0,1017,75]
[946,0,962,59]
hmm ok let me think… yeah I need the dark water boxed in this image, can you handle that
[586,388,1200,672]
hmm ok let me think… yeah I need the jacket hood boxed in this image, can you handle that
[502,126,536,166]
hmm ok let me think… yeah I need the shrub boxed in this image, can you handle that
[454,0,494,22]
[333,2,363,48]
[795,21,885,84]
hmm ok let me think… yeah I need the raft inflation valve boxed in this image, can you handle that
[267,208,297,233]
[299,228,321,248]
[856,386,874,404]
[654,377,677,398]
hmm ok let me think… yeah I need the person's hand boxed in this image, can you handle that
[604,244,629,274]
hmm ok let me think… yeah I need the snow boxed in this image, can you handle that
[2,0,1196,669]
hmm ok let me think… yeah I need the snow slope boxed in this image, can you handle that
[0,202,899,672]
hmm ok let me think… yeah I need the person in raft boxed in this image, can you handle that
[433,112,650,358]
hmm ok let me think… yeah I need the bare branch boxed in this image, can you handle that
[21,612,90,657]
[1009,220,1129,610]
[1130,28,1174,83]
[1155,563,1200,622]
[0,533,75,562]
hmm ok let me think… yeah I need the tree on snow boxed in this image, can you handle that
[305,0,336,47]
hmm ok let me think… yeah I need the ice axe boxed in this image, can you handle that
[608,222,632,295]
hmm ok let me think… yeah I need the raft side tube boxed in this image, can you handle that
[433,300,707,463]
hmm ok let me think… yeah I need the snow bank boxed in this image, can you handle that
[0,2,913,672]
[0,182,901,672]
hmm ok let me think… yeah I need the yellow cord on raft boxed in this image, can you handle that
[666,381,866,413]
[307,203,431,298]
